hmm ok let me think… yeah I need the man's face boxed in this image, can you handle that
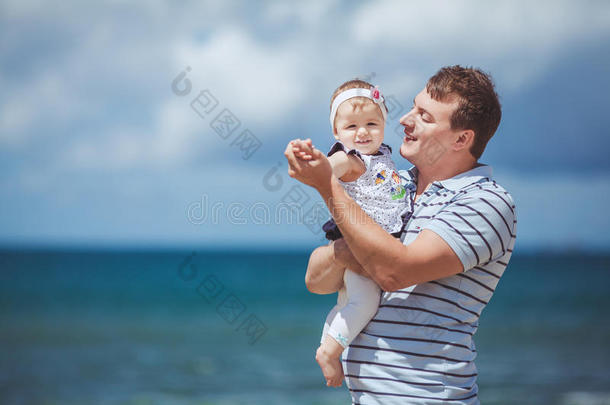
[399,88,460,166]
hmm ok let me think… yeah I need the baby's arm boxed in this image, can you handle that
[306,243,346,294]
[327,151,365,182]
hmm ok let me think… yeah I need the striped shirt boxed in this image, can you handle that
[344,164,517,404]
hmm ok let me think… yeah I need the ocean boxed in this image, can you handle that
[0,249,609,405]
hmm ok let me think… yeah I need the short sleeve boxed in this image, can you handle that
[379,143,392,154]
[423,190,516,271]
[327,141,364,162]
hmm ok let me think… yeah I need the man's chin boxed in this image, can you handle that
[399,146,417,165]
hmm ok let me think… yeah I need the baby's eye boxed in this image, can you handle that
[367,122,377,126]
[346,124,356,129]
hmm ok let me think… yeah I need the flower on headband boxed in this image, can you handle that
[370,85,383,103]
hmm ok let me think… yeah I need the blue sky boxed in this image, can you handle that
[1,0,610,252]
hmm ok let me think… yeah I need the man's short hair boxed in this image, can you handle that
[426,66,501,160]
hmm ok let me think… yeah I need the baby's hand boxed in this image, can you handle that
[291,138,315,161]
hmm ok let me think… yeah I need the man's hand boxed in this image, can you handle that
[284,139,334,192]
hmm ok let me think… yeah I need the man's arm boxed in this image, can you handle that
[285,140,463,291]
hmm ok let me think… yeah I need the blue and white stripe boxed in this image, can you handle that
[344,164,517,404]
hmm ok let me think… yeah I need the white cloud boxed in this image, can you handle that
[171,27,309,126]
[353,1,610,51]
[62,97,235,170]
[351,0,610,90]
[263,0,340,29]
[0,70,94,146]
[0,0,333,168]
[0,96,30,145]
[1,0,609,252]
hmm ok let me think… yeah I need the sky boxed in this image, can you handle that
[1,0,610,252]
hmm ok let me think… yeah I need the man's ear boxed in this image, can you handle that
[453,129,475,152]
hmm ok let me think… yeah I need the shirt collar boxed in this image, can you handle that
[436,164,493,191]
[400,166,419,191]
[403,164,493,191]
[405,166,418,183]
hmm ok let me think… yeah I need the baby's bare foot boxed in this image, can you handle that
[315,346,344,387]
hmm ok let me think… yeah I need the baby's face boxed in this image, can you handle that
[334,100,385,155]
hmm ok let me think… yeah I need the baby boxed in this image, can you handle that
[293,79,409,387]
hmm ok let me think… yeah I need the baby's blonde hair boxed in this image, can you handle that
[330,79,388,130]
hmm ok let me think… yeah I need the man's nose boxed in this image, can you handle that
[399,111,415,129]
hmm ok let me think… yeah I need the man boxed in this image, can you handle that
[284,66,516,404]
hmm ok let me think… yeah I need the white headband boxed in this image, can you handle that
[329,86,387,129]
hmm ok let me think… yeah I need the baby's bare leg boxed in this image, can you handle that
[315,334,345,387]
